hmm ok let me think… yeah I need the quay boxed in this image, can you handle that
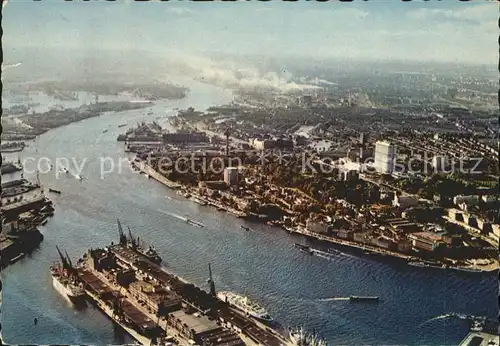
[75,243,289,346]
[289,227,412,261]
[79,269,156,346]
[133,160,182,190]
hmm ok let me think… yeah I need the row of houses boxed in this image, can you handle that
[447,208,500,244]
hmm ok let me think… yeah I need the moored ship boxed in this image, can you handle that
[217,291,273,323]
[294,243,313,255]
[116,219,162,264]
[50,247,86,302]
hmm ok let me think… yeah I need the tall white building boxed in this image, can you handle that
[374,141,396,174]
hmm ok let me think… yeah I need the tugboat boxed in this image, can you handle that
[294,243,313,255]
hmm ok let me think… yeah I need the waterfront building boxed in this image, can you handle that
[463,214,479,228]
[163,131,208,144]
[336,229,354,240]
[476,219,492,234]
[397,240,412,253]
[393,195,419,209]
[306,219,331,234]
[374,141,396,174]
[371,236,395,250]
[448,208,464,222]
[408,232,443,251]
[489,224,500,243]
[128,280,182,316]
[165,310,244,346]
[453,195,479,207]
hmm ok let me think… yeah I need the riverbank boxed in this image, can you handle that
[132,158,498,274]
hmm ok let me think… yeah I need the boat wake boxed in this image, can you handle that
[166,212,205,228]
[310,248,351,259]
[166,212,188,222]
[318,297,350,302]
[420,312,475,327]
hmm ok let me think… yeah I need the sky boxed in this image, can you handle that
[2,0,498,65]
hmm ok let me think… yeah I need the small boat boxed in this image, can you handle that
[349,296,379,302]
[102,130,108,133]
[49,188,61,194]
[294,243,313,255]
[186,218,204,228]
[240,225,251,231]
[10,253,25,264]
[118,124,127,128]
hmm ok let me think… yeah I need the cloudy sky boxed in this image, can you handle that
[3,0,497,65]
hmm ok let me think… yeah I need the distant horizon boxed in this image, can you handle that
[3,1,498,67]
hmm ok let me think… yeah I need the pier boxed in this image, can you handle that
[133,161,182,190]
[289,227,412,260]
[75,243,289,346]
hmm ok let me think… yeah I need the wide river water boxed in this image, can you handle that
[1,78,496,345]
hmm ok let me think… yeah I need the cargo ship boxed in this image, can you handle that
[50,247,86,302]
[294,243,313,255]
[288,326,327,346]
[117,219,162,265]
[217,291,273,323]
[1,142,25,153]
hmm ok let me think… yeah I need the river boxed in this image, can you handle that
[1,78,496,345]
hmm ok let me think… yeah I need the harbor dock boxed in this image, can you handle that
[73,241,289,346]
[289,227,412,261]
[133,161,182,190]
